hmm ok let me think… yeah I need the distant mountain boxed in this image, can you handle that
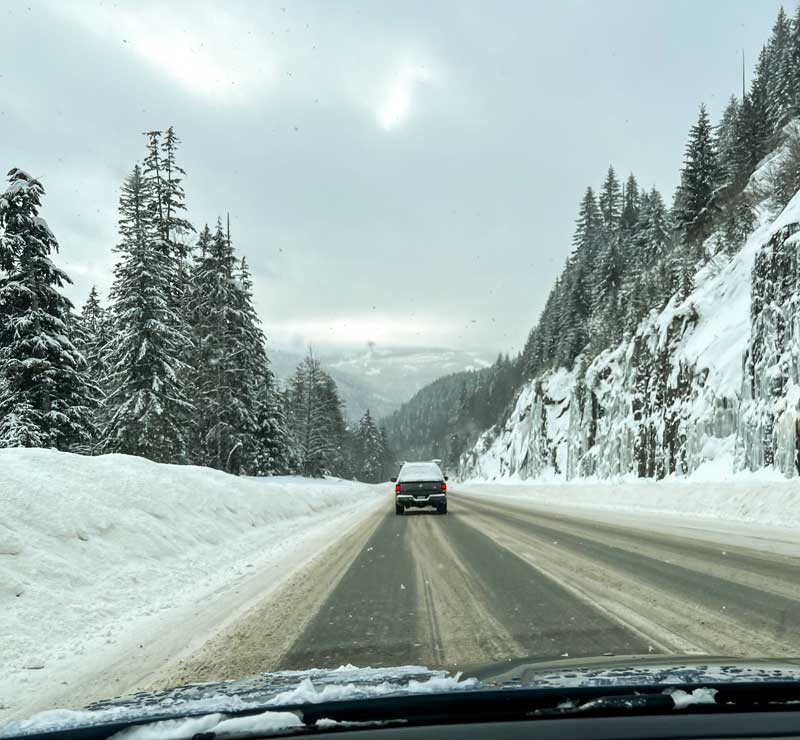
[268,346,493,424]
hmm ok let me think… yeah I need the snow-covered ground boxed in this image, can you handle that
[459,464,800,557]
[0,449,387,719]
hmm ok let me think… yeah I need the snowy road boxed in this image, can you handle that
[159,489,800,684]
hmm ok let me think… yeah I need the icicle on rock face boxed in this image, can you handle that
[737,223,800,477]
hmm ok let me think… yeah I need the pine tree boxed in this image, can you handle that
[592,241,622,318]
[639,188,670,266]
[76,285,112,447]
[355,408,384,483]
[619,173,640,239]
[231,254,271,472]
[558,188,601,364]
[183,224,213,462]
[101,166,194,462]
[142,128,194,318]
[77,286,110,382]
[286,351,346,477]
[674,104,720,243]
[253,369,293,475]
[142,131,166,250]
[572,187,603,260]
[789,4,800,119]
[767,7,793,133]
[0,169,98,449]
[187,220,258,474]
[160,126,195,260]
[379,426,395,480]
[715,95,740,188]
[598,166,621,235]
[750,46,775,149]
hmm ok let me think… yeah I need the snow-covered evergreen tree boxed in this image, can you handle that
[715,95,740,188]
[674,104,720,244]
[187,220,260,474]
[637,188,670,267]
[142,128,194,317]
[142,132,166,246]
[286,351,346,477]
[253,371,293,475]
[619,173,640,240]
[75,285,112,447]
[160,126,195,260]
[101,165,194,462]
[379,426,395,480]
[232,254,272,472]
[183,224,213,461]
[766,7,793,133]
[789,4,800,119]
[0,169,97,449]
[557,188,602,365]
[590,239,622,348]
[76,286,110,385]
[732,81,771,191]
[598,165,621,235]
[355,408,384,482]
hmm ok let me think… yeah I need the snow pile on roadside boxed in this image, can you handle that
[459,469,800,530]
[0,449,383,708]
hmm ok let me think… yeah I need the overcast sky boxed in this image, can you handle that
[0,0,785,356]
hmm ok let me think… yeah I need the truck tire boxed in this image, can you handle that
[439,503,447,515]
[395,502,404,515]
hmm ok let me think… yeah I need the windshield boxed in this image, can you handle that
[3,0,800,735]
[398,463,443,481]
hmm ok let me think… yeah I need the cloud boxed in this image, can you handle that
[377,65,433,131]
[269,314,457,351]
[51,2,275,102]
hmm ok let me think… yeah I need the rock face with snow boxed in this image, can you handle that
[461,142,800,482]
[738,222,800,475]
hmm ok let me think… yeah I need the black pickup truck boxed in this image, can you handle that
[392,461,448,515]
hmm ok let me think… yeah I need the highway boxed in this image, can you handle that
[162,490,800,685]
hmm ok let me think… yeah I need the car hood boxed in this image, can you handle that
[4,656,800,738]
[477,653,800,687]
[0,666,473,738]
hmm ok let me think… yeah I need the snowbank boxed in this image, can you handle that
[0,449,385,713]
[460,463,800,531]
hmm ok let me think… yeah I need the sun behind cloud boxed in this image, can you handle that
[377,65,432,131]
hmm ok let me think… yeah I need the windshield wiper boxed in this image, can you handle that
[532,687,716,717]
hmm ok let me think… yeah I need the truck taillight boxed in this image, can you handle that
[395,483,401,493]
[441,481,447,492]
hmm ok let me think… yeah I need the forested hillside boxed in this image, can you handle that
[382,354,521,469]
[0,131,391,482]
[461,5,800,481]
